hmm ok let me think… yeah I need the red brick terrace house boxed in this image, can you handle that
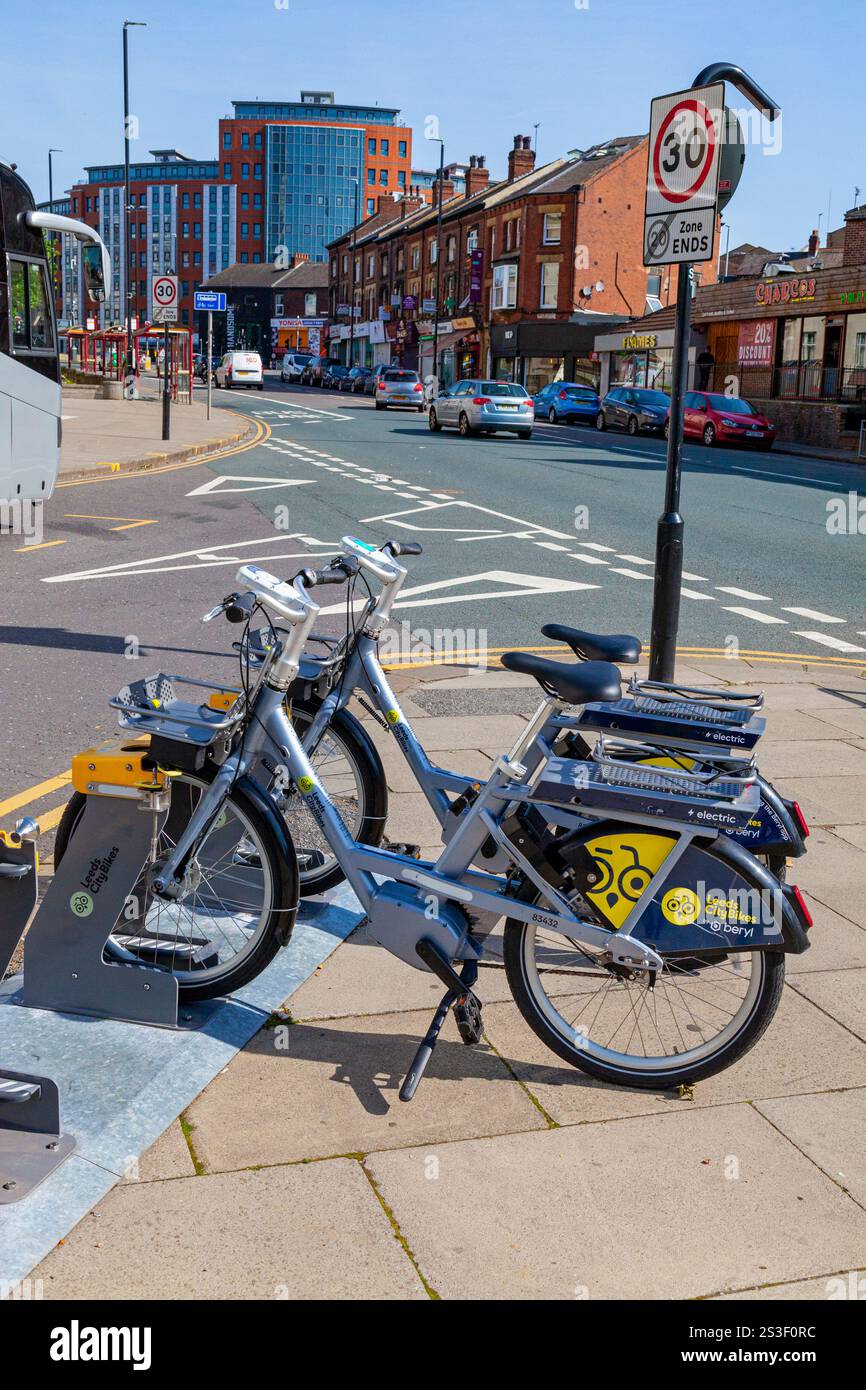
[326,133,719,389]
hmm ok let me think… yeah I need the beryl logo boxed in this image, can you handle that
[50,1321,152,1371]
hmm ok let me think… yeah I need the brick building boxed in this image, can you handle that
[593,203,866,450]
[199,257,329,361]
[325,132,719,390]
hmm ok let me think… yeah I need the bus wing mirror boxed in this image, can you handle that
[82,243,106,303]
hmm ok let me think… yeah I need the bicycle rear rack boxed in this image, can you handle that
[532,752,760,831]
[575,677,766,753]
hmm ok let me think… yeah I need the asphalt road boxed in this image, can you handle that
[1,370,865,808]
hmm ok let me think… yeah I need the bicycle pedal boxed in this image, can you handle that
[384,841,421,859]
[454,993,483,1045]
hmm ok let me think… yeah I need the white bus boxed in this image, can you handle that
[1,159,110,502]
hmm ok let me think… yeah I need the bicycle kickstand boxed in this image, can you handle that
[399,941,482,1103]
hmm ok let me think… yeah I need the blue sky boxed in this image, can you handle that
[4,0,862,253]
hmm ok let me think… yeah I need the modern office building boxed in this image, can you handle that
[66,150,237,334]
[219,91,412,264]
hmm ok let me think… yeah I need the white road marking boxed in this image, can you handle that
[569,553,609,565]
[358,499,574,541]
[716,586,772,601]
[576,542,616,553]
[186,474,314,497]
[615,554,652,565]
[723,606,788,625]
[782,607,846,624]
[681,588,716,601]
[42,533,333,584]
[731,465,826,484]
[682,571,708,581]
[257,395,348,420]
[610,567,653,580]
[794,631,866,653]
[534,542,571,551]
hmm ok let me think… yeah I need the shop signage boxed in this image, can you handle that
[755,276,816,306]
[368,321,386,344]
[469,248,484,303]
[451,316,475,331]
[737,319,775,367]
[336,303,350,315]
[840,289,866,305]
[622,333,658,350]
[270,317,326,330]
[403,294,417,311]
[422,297,436,313]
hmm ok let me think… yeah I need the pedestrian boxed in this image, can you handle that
[696,347,715,390]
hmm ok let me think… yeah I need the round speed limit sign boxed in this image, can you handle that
[153,275,178,308]
[653,100,717,204]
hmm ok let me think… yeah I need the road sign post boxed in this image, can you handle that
[162,322,171,440]
[646,68,780,681]
[193,291,227,422]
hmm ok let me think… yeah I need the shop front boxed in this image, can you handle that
[270,316,327,362]
[593,312,708,396]
[489,315,627,392]
[693,263,866,449]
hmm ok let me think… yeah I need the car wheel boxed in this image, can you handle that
[663,419,670,440]
[548,407,557,423]
[595,411,606,431]
[417,405,424,413]
[627,415,639,436]
[375,402,385,410]
[458,412,473,437]
[518,430,532,440]
[703,423,716,447]
[258,384,264,391]
[429,408,442,432]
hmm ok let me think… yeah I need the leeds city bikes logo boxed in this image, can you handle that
[70,845,120,917]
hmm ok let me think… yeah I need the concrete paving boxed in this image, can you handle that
[59,393,255,478]
[26,660,866,1301]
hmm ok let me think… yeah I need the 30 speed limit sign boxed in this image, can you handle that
[644,82,723,267]
[152,274,179,323]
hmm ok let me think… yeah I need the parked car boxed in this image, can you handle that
[429,379,534,438]
[341,366,371,393]
[683,390,776,448]
[533,381,600,424]
[364,364,390,395]
[214,350,264,390]
[301,356,341,386]
[595,386,669,435]
[324,364,350,389]
[280,351,313,384]
[374,368,425,411]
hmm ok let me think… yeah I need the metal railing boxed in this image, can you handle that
[711,362,866,404]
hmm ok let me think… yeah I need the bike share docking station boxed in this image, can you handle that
[0,826,75,1203]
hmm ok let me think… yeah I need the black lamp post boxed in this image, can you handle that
[348,176,359,366]
[123,20,146,397]
[429,138,445,390]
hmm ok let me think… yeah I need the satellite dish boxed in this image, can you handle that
[595,280,605,292]
[581,284,593,297]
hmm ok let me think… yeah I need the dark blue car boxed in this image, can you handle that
[533,381,600,424]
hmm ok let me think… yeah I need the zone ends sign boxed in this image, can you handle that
[644,82,724,267]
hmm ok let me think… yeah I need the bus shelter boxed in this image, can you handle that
[134,326,193,403]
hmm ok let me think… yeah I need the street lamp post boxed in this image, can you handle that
[47,149,62,312]
[647,62,780,682]
[123,20,146,399]
[430,138,445,392]
[349,177,359,367]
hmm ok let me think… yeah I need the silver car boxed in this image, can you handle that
[374,368,426,411]
[429,379,534,438]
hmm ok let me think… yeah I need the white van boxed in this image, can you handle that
[215,351,264,390]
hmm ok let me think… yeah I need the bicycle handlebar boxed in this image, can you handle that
[383,539,423,558]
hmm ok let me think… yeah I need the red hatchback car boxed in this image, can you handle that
[683,391,775,448]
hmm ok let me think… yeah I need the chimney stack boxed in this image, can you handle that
[507,134,536,182]
[807,228,820,256]
[465,153,491,199]
[843,206,866,266]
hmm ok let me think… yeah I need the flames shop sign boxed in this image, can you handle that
[738,320,775,368]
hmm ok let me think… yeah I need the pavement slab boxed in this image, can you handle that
[32,1160,425,1301]
[787,969,866,1043]
[755,1089,866,1210]
[365,1104,866,1300]
[184,1006,548,1172]
[479,984,866,1127]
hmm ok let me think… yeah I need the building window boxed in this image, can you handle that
[411,245,420,270]
[240,222,249,237]
[254,224,261,238]
[253,253,262,263]
[241,132,250,148]
[379,169,388,186]
[182,221,189,236]
[223,162,231,179]
[368,137,375,155]
[240,251,248,264]
[193,192,201,208]
[491,263,517,310]
[429,240,438,264]
[381,139,389,155]
[399,140,407,158]
[367,168,375,185]
[540,261,560,308]
[543,212,562,245]
[366,198,375,216]
[254,163,261,178]
[241,163,249,178]
[447,234,457,262]
[240,192,249,208]
[223,132,232,148]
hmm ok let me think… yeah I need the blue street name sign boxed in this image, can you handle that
[193,291,227,312]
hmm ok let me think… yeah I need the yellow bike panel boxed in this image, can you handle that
[583,831,678,930]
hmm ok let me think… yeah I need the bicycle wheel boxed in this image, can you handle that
[53,772,298,1001]
[280,699,387,897]
[503,831,785,1089]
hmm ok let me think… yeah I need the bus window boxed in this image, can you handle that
[7,258,54,353]
[10,259,27,348]
[28,262,52,350]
